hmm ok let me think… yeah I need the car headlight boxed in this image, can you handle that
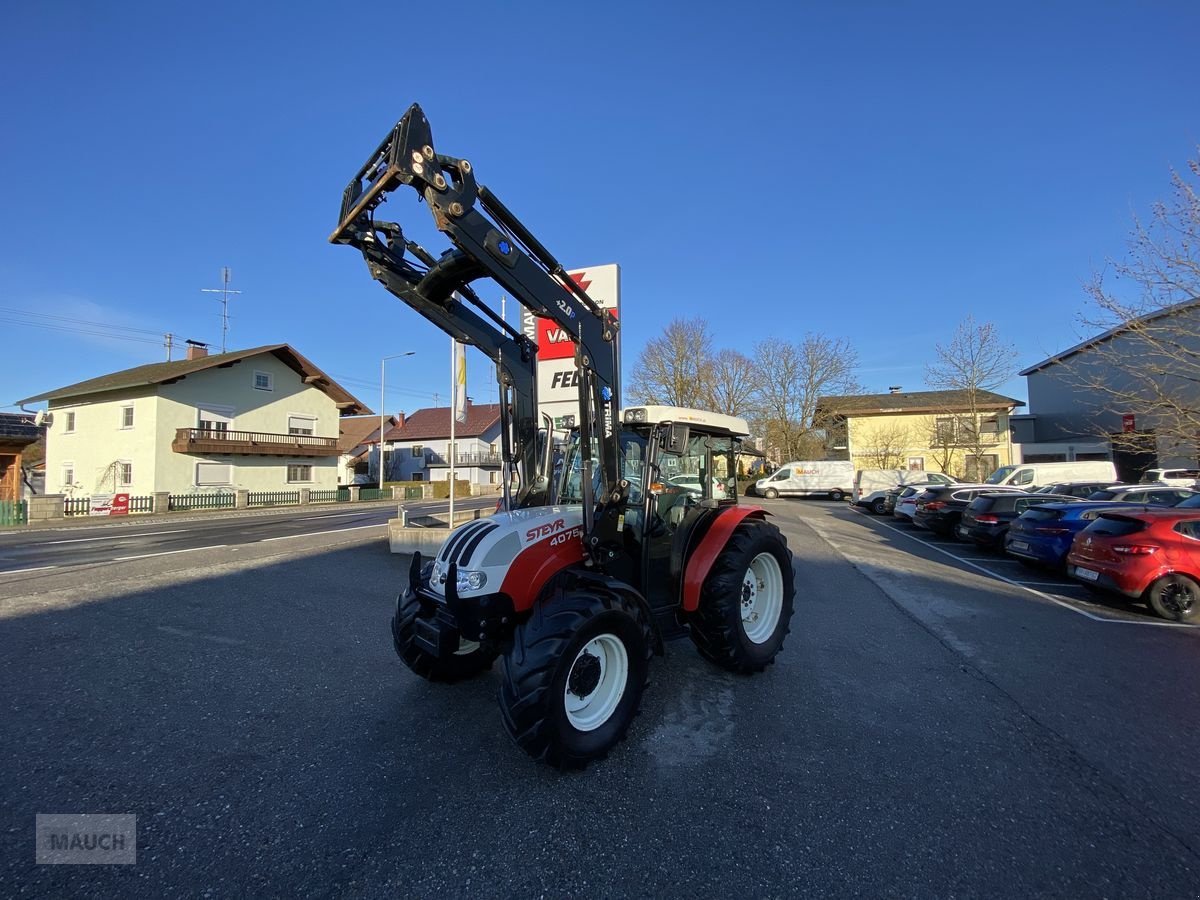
[456,569,488,593]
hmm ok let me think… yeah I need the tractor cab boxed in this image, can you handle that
[555,406,750,626]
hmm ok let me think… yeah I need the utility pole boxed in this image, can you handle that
[164,333,176,361]
[200,267,242,353]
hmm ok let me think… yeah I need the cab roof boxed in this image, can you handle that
[621,405,749,437]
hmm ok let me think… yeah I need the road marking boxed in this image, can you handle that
[959,557,1022,563]
[114,545,227,561]
[42,529,188,545]
[297,512,373,521]
[157,625,246,646]
[259,524,383,542]
[0,565,58,576]
[1018,581,1089,589]
[839,509,1194,629]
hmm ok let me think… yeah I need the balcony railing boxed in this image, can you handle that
[425,451,504,468]
[172,428,338,458]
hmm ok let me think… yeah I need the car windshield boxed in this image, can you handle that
[984,466,1017,485]
[1176,494,1200,509]
[1088,490,1117,500]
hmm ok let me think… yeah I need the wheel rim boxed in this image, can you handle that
[563,634,629,732]
[741,552,784,644]
[1161,580,1196,617]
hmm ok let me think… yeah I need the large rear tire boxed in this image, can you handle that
[392,591,497,683]
[689,519,795,673]
[498,584,652,769]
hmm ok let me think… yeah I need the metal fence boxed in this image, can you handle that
[128,495,154,513]
[359,488,389,501]
[169,493,236,511]
[0,500,27,526]
[247,491,301,508]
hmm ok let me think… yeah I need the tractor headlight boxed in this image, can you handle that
[456,569,488,593]
[624,407,647,423]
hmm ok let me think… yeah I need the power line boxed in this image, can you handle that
[0,306,164,336]
[0,317,164,346]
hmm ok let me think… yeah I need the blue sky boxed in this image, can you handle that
[2,1,1197,415]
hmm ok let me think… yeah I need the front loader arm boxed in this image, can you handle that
[330,103,625,566]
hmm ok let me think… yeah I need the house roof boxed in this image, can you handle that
[816,389,1023,417]
[1019,298,1200,376]
[337,415,394,453]
[383,403,501,442]
[0,412,42,448]
[16,344,371,414]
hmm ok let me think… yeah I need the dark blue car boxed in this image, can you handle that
[1004,501,1149,568]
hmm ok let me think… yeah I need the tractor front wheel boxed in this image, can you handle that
[690,519,795,673]
[392,592,497,683]
[498,585,652,769]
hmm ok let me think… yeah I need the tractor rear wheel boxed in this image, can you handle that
[392,591,497,683]
[690,519,795,673]
[498,584,652,769]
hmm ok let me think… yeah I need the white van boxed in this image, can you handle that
[983,460,1117,490]
[755,460,855,500]
[854,469,955,512]
[1140,468,1200,487]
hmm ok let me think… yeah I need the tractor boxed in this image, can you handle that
[330,104,795,768]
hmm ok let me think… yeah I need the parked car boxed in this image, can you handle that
[1085,485,1198,505]
[891,481,952,522]
[1066,509,1200,621]
[958,493,1080,549]
[668,473,727,499]
[1004,501,1150,569]
[1032,480,1124,499]
[1139,468,1200,488]
[912,484,1027,536]
[856,471,954,514]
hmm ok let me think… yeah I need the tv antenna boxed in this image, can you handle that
[200,267,242,352]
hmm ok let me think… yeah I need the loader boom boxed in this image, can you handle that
[331,103,626,565]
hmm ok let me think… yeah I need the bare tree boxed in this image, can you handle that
[753,335,861,461]
[627,317,714,408]
[1073,149,1200,462]
[925,316,1017,478]
[855,419,915,470]
[704,349,760,418]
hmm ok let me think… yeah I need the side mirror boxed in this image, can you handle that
[662,423,690,455]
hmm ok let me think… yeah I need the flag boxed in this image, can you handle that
[453,340,467,424]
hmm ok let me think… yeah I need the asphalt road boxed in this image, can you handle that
[2,500,1198,897]
[0,497,496,575]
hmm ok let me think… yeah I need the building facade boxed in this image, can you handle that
[18,344,369,496]
[816,389,1021,480]
[381,403,503,486]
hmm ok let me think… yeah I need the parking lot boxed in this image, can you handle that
[4,504,1200,896]
[840,503,1187,628]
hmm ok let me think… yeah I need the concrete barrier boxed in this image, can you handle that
[388,506,495,554]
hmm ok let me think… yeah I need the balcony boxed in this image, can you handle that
[172,428,338,458]
[425,451,504,468]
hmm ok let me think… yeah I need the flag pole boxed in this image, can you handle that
[449,335,456,526]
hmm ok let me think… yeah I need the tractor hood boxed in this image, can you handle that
[427,506,585,604]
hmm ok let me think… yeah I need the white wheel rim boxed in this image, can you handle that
[741,552,784,644]
[563,634,628,732]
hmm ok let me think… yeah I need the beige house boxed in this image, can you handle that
[816,389,1022,481]
[18,344,369,496]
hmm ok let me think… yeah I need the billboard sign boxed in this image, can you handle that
[519,264,620,430]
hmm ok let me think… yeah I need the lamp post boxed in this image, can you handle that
[381,352,416,490]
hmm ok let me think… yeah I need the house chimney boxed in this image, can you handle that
[888,385,902,394]
[185,339,209,361]
[395,411,405,428]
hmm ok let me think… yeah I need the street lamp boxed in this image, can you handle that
[381,352,416,490]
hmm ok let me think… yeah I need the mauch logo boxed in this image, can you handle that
[36,814,137,865]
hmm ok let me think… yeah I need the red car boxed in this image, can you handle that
[1067,508,1200,621]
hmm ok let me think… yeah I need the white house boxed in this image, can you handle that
[18,343,370,496]
[381,402,503,486]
